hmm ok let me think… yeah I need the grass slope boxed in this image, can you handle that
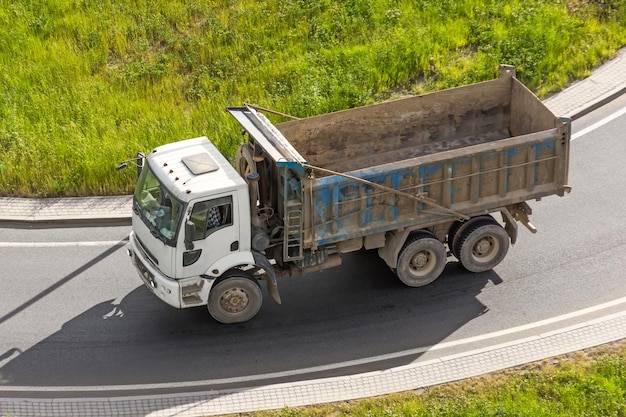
[0,0,625,196]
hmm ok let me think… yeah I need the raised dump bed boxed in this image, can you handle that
[278,67,561,175]
[272,67,570,248]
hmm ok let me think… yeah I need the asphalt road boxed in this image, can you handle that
[1,95,625,395]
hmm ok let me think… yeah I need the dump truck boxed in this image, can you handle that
[125,66,571,324]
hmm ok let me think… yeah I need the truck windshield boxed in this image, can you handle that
[133,166,184,246]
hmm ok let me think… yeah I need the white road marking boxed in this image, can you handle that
[0,241,127,248]
[571,105,626,141]
[4,295,626,392]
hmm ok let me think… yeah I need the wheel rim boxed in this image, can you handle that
[472,235,499,263]
[219,287,250,314]
[408,249,436,277]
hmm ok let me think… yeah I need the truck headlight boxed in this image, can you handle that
[183,249,202,266]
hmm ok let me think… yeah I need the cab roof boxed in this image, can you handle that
[147,136,246,202]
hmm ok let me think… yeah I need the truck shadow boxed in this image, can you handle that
[0,249,502,391]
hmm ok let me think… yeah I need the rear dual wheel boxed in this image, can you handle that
[447,215,494,259]
[453,217,510,273]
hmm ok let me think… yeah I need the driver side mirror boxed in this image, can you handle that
[184,220,195,250]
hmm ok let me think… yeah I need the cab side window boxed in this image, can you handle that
[190,196,233,240]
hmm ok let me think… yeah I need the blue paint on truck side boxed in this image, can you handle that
[307,131,567,247]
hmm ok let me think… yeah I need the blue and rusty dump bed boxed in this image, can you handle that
[231,69,570,249]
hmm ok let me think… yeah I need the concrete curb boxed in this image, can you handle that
[566,84,626,120]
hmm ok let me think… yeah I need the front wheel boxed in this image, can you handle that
[208,272,263,324]
[396,231,447,287]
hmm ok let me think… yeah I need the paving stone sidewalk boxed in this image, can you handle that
[544,47,626,118]
[0,195,132,225]
[1,48,625,225]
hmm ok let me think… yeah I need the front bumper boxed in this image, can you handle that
[128,232,182,308]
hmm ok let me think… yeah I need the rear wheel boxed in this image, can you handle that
[447,215,494,259]
[208,272,263,324]
[396,231,447,287]
[446,220,465,258]
[455,219,509,273]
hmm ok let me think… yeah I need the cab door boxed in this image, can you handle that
[176,194,240,278]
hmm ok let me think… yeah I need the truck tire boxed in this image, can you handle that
[208,272,263,324]
[396,231,447,287]
[235,144,256,178]
[447,215,494,259]
[454,218,509,273]
[446,220,465,258]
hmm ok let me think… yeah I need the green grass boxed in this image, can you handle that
[0,0,625,196]
[237,342,626,417]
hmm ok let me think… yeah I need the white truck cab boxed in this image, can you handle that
[128,137,274,323]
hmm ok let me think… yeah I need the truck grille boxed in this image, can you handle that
[136,235,159,266]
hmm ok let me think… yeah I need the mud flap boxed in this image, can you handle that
[252,252,281,304]
[501,207,519,245]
